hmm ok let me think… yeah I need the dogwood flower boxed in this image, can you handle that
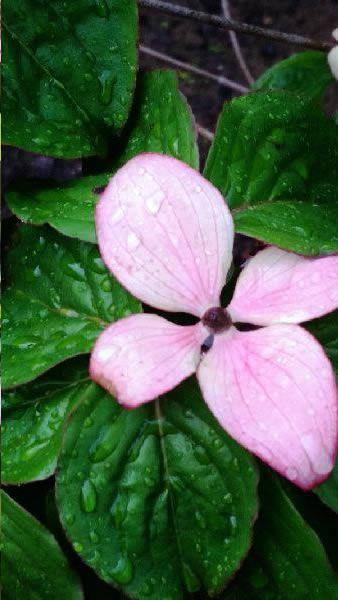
[328,28,338,80]
[90,153,338,490]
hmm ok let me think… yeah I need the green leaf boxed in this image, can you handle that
[7,70,199,243]
[233,200,338,255]
[222,474,338,599]
[56,379,258,599]
[2,358,92,484]
[3,0,137,158]
[306,311,338,373]
[314,461,338,514]
[3,226,140,389]
[1,491,83,600]
[253,51,334,101]
[7,175,109,244]
[204,91,338,255]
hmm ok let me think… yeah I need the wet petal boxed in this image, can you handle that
[228,246,338,325]
[90,314,207,407]
[197,324,337,489]
[96,153,234,316]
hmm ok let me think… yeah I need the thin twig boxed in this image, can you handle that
[139,0,332,51]
[221,0,254,85]
[196,124,214,142]
[139,44,248,93]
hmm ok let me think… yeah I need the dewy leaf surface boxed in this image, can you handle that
[253,51,334,100]
[56,379,258,599]
[2,491,83,600]
[2,226,140,388]
[222,474,338,599]
[7,70,198,243]
[2,358,91,484]
[3,0,137,157]
[204,91,338,255]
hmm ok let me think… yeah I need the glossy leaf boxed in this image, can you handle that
[233,200,338,256]
[2,491,83,600]
[7,70,198,243]
[253,51,334,101]
[3,0,137,157]
[2,358,91,484]
[223,474,338,599]
[2,226,140,388]
[204,91,338,255]
[56,379,258,599]
[314,460,338,513]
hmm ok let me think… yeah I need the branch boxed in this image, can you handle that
[196,124,214,142]
[221,0,254,85]
[139,0,332,51]
[139,45,248,93]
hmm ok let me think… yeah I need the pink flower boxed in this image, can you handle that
[90,153,338,490]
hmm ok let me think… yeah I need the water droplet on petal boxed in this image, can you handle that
[110,207,125,225]
[127,232,141,250]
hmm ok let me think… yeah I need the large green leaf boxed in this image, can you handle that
[223,474,338,599]
[3,0,137,158]
[3,226,140,389]
[253,51,334,101]
[7,70,199,243]
[2,358,92,484]
[233,200,338,255]
[204,91,338,255]
[2,491,83,600]
[56,379,258,599]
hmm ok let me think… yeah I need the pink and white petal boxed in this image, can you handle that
[197,324,337,490]
[96,153,234,317]
[228,246,338,326]
[90,314,208,408]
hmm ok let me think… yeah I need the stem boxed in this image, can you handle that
[139,0,332,51]
[140,44,248,93]
[221,0,254,85]
[196,124,214,142]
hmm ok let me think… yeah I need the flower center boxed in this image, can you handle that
[202,307,232,333]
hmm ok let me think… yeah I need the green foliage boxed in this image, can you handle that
[2,226,140,388]
[7,70,198,243]
[2,6,338,596]
[253,51,334,101]
[2,358,90,484]
[56,379,258,598]
[3,0,138,157]
[1,491,83,599]
[223,474,338,599]
[204,91,338,254]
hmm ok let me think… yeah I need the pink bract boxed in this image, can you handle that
[90,153,338,490]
